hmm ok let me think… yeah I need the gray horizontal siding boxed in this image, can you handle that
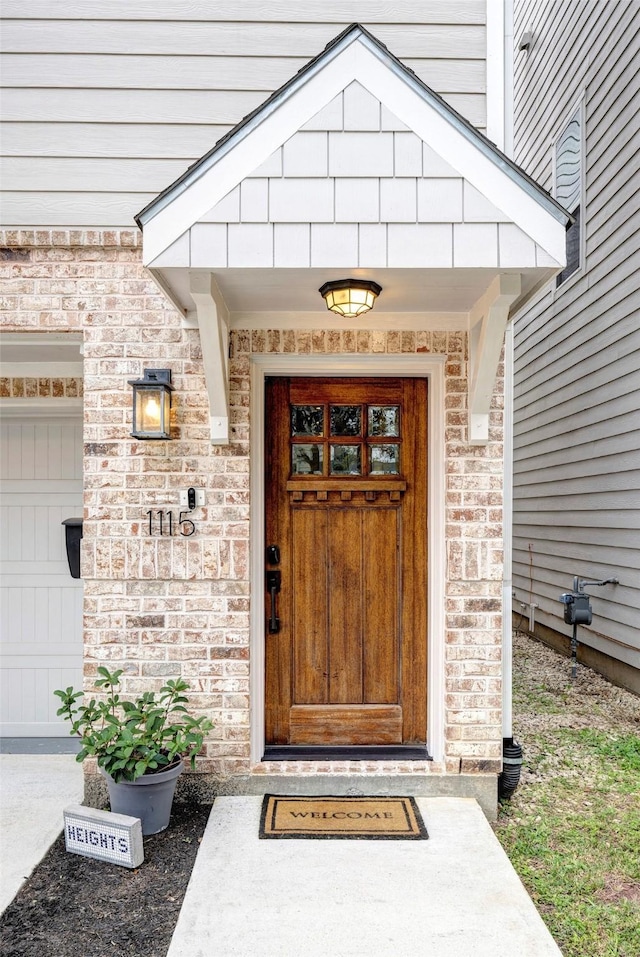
[0,4,487,228]
[513,0,636,184]
[512,0,640,664]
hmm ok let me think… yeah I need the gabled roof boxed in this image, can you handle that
[135,23,570,265]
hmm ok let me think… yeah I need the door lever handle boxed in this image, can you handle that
[266,570,281,633]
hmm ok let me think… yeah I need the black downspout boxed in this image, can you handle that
[499,737,523,800]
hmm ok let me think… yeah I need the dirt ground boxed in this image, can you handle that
[0,803,211,957]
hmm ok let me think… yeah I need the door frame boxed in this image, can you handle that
[249,354,446,764]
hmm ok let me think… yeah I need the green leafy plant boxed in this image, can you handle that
[54,667,213,783]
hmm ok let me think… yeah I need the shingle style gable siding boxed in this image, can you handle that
[154,84,556,272]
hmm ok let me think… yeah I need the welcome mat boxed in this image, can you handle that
[259,795,428,840]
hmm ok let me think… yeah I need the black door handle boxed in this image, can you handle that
[266,570,281,633]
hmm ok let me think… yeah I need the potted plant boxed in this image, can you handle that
[54,667,213,834]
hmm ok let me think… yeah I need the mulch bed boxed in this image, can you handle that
[0,803,212,957]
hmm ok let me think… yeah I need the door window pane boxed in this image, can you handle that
[368,406,399,436]
[291,406,324,436]
[330,445,361,474]
[330,406,361,436]
[292,445,323,474]
[369,445,400,474]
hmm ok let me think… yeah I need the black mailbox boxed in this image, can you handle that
[62,517,83,579]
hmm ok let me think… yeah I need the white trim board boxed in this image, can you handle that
[0,398,83,417]
[248,353,446,765]
[0,363,83,377]
[486,0,506,152]
[225,312,469,331]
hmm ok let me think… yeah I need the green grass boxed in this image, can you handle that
[494,643,640,957]
[498,788,640,957]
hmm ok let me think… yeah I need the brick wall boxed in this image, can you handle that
[0,231,504,783]
[0,377,83,397]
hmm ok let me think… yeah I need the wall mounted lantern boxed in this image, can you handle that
[128,368,174,439]
[319,278,382,318]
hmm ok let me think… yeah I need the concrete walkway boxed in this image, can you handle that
[0,761,562,956]
[0,753,84,914]
[168,796,562,957]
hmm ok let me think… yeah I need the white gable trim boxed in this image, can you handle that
[141,33,567,265]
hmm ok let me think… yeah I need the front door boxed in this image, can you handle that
[265,377,428,748]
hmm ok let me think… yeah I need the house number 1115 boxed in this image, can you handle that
[146,510,196,537]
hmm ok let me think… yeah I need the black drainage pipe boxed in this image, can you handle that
[499,737,523,800]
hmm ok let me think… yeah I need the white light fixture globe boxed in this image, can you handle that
[319,278,382,318]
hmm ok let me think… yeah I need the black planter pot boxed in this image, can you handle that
[100,762,183,834]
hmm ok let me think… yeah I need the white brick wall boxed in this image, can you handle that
[0,221,506,784]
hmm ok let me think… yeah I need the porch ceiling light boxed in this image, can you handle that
[128,368,174,440]
[319,278,382,318]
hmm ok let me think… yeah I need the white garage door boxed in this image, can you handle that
[0,417,83,736]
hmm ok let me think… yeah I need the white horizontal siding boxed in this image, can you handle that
[0,1,486,24]
[1,124,232,158]
[512,0,640,666]
[0,4,487,228]
[1,22,486,58]
[1,89,267,124]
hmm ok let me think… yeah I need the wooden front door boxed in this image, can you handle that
[265,377,427,747]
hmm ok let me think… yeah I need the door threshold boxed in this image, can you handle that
[263,745,431,762]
